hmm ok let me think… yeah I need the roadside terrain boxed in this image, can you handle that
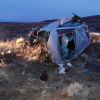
[0,15,100,100]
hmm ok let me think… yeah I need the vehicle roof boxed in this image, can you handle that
[38,20,85,32]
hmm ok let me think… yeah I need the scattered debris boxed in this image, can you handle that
[0,50,16,64]
[66,82,89,100]
[40,70,48,81]
[28,27,40,46]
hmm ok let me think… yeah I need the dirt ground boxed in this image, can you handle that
[0,42,100,100]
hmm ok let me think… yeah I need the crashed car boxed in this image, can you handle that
[29,15,90,74]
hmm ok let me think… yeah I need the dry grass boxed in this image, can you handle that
[55,82,89,100]
[0,70,8,81]
[0,38,51,63]
[0,36,100,100]
[90,32,100,42]
[0,40,15,52]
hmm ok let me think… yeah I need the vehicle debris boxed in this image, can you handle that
[28,14,90,74]
[40,70,48,81]
[0,50,16,64]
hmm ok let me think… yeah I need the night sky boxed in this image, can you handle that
[0,0,100,22]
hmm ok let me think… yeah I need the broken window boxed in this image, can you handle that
[57,29,75,59]
[38,31,50,41]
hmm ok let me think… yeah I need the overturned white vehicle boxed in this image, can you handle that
[30,15,90,74]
